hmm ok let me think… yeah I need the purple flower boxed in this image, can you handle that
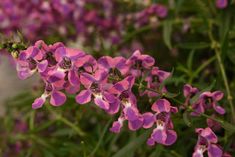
[76,70,116,111]
[110,115,125,133]
[216,0,228,9]
[109,76,143,131]
[32,83,66,109]
[143,66,171,97]
[182,84,199,108]
[193,127,223,157]
[126,50,155,77]
[143,99,178,146]
[207,116,222,132]
[152,4,168,18]
[98,56,129,76]
[192,91,225,116]
[16,46,48,79]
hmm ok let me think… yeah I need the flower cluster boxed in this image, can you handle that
[133,3,168,28]
[0,0,170,52]
[182,84,228,157]
[13,40,178,147]
[193,127,230,157]
[0,0,122,42]
[9,40,230,156]
[183,84,225,116]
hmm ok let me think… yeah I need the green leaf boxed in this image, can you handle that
[177,42,210,49]
[164,92,179,98]
[221,121,235,134]
[163,20,173,49]
[52,128,75,137]
[112,130,151,157]
[187,50,195,70]
[149,145,164,157]
[42,149,54,157]
[183,111,192,127]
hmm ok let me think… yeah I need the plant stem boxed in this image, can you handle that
[89,118,112,157]
[208,21,235,122]
[214,47,235,122]
[46,105,86,136]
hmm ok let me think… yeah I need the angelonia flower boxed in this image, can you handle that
[7,40,228,150]
[134,3,168,28]
[11,40,179,147]
[182,84,225,116]
[193,127,223,157]
[143,99,178,146]
[0,0,167,51]
[215,0,228,9]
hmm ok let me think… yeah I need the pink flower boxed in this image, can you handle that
[192,91,225,116]
[143,99,178,146]
[216,0,228,9]
[193,127,223,157]
[126,50,155,77]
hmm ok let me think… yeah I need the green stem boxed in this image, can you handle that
[46,105,85,136]
[189,56,216,83]
[208,22,235,122]
[214,47,235,121]
[89,118,112,157]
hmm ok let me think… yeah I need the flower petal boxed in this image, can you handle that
[94,97,110,110]
[200,127,218,143]
[151,99,171,113]
[147,137,155,146]
[207,144,223,157]
[212,91,224,101]
[128,118,143,131]
[110,121,122,133]
[106,101,120,115]
[37,60,48,72]
[75,90,92,104]
[32,97,46,109]
[124,107,139,121]
[142,112,155,129]
[191,103,205,116]
[50,91,66,106]
[68,70,80,86]
[213,103,225,115]
[152,128,167,145]
[164,130,177,146]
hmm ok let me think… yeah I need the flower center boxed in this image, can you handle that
[44,51,57,66]
[156,120,164,130]
[27,57,37,70]
[119,90,131,106]
[45,84,53,94]
[59,56,72,69]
